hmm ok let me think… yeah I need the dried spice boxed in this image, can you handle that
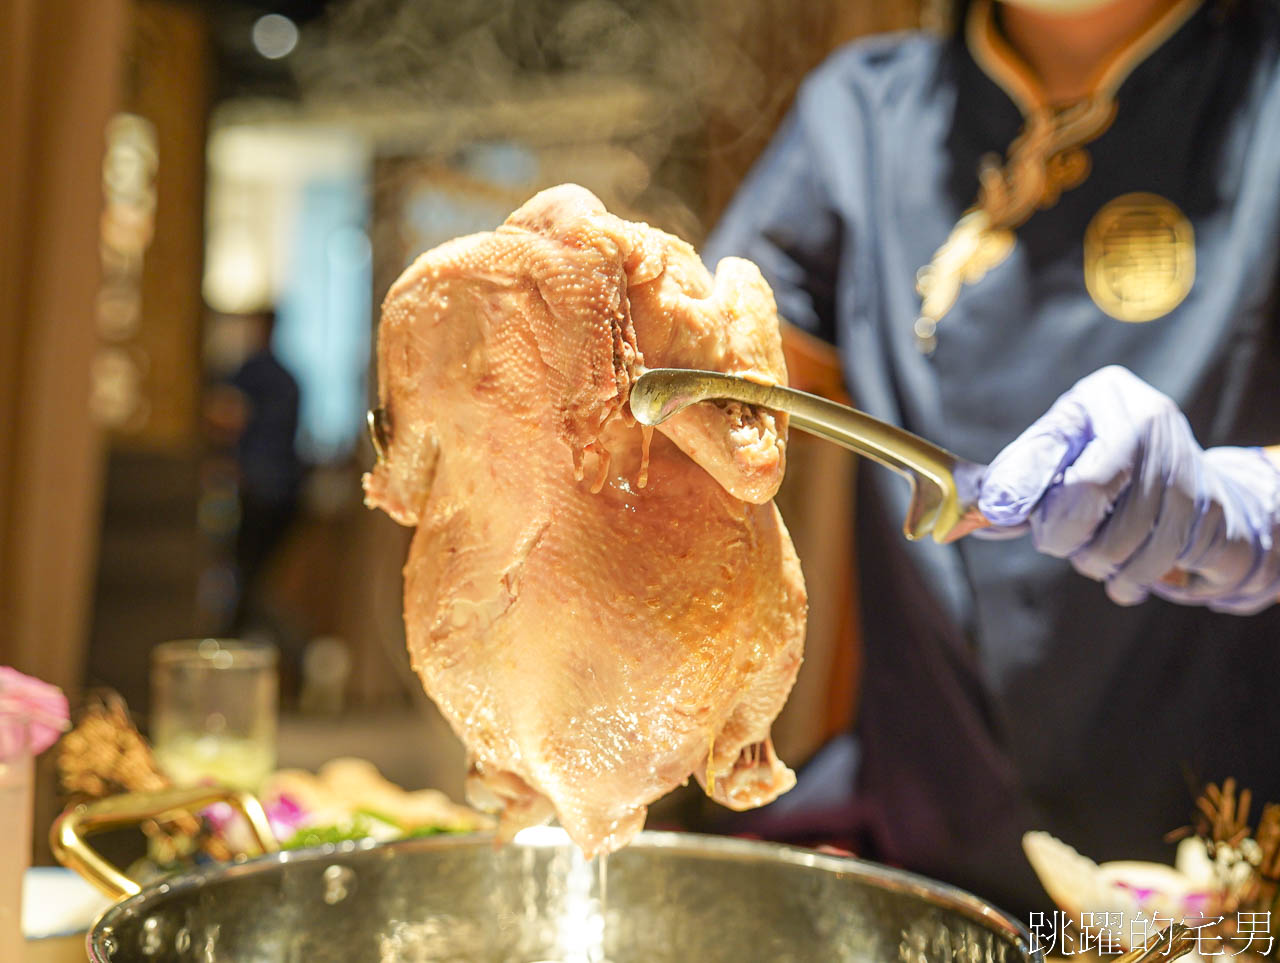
[1165,780,1280,960]
[56,691,231,862]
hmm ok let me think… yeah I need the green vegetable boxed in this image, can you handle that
[403,825,462,839]
[352,808,404,830]
[280,814,468,850]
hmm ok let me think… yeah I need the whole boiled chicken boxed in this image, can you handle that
[363,184,806,856]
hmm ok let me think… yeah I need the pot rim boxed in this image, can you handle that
[86,829,1039,963]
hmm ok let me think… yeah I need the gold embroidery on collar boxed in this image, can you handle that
[912,0,1203,354]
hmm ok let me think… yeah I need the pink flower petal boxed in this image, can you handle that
[0,667,69,758]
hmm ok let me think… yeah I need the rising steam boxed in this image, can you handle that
[287,0,865,237]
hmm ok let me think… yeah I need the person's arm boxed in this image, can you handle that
[977,366,1280,615]
[704,90,862,756]
[702,89,846,387]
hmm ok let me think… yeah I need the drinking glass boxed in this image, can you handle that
[150,639,277,791]
[0,714,31,961]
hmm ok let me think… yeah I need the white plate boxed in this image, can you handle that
[22,867,112,940]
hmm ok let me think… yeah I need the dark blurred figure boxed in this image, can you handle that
[205,310,304,638]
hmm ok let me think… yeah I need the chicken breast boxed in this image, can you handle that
[363,184,806,856]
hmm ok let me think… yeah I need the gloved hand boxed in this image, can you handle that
[976,365,1280,614]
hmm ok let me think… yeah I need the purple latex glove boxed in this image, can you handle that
[976,366,1280,614]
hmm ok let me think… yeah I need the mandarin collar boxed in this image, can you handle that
[965,0,1208,117]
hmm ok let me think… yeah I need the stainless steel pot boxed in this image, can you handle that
[54,790,1040,963]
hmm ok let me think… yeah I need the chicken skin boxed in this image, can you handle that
[363,185,806,856]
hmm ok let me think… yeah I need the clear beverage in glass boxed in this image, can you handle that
[150,639,278,791]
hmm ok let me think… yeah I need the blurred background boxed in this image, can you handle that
[1,0,930,860]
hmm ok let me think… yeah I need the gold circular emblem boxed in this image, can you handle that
[1084,192,1195,323]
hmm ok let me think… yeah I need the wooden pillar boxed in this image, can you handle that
[0,0,128,697]
[84,0,212,714]
[120,0,210,450]
[0,0,130,863]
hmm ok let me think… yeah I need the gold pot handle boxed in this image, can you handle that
[51,786,279,900]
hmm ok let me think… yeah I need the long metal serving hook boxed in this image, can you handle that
[628,368,996,544]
